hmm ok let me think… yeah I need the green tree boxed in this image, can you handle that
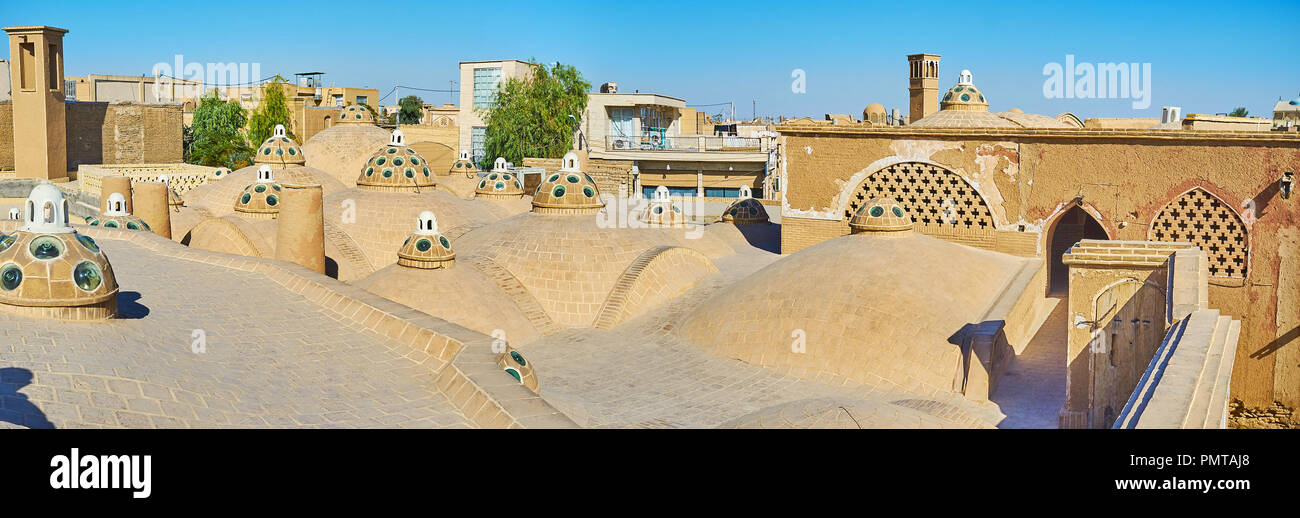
[248,80,295,145]
[481,61,590,167]
[1229,107,1249,117]
[188,92,253,169]
[398,95,424,125]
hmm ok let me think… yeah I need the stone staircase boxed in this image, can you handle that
[592,246,674,330]
[1114,308,1240,429]
[323,221,374,277]
[462,255,561,335]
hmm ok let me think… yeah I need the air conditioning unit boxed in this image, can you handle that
[613,139,629,150]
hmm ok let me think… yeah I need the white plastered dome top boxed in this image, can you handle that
[414,210,439,236]
[492,157,508,173]
[559,152,580,172]
[104,193,130,216]
[19,184,73,234]
[256,165,275,183]
[389,129,406,146]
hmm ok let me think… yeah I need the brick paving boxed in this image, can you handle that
[990,297,1068,428]
[0,237,470,429]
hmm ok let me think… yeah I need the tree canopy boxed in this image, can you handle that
[187,92,253,169]
[398,95,424,125]
[481,62,590,168]
[1228,107,1249,117]
[248,81,296,145]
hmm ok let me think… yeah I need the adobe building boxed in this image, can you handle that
[1,26,182,180]
[774,56,1300,427]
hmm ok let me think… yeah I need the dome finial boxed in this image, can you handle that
[958,70,973,85]
[257,164,275,183]
[653,185,670,201]
[20,184,72,233]
[105,193,129,216]
[559,151,581,172]
[739,185,753,200]
[416,210,438,235]
[390,129,405,146]
[492,157,508,172]
[273,124,286,138]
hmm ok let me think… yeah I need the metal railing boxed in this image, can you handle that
[601,135,764,153]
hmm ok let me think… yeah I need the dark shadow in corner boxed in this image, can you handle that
[324,257,340,279]
[734,223,781,254]
[117,291,150,319]
[0,367,54,429]
[1251,325,1299,359]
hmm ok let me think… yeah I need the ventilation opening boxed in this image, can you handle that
[1149,188,1247,279]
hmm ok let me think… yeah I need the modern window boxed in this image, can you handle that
[643,186,697,198]
[609,108,634,148]
[473,67,503,109]
[355,95,368,107]
[704,187,763,198]
[471,126,488,163]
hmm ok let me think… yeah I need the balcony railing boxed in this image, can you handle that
[601,135,764,153]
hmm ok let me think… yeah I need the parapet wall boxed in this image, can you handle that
[77,163,218,198]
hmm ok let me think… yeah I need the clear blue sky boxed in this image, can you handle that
[4,0,1297,120]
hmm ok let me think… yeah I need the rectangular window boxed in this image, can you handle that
[702,187,763,198]
[609,107,634,148]
[333,94,344,107]
[19,42,35,90]
[471,126,487,164]
[355,95,368,107]
[48,44,59,91]
[643,186,698,198]
[473,67,502,109]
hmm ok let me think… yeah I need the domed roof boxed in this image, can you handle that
[531,152,605,214]
[212,167,232,179]
[721,187,768,224]
[254,124,306,166]
[233,165,284,219]
[497,345,538,393]
[849,197,913,233]
[642,185,685,226]
[940,70,988,112]
[1290,96,1300,106]
[396,211,455,269]
[679,229,1028,396]
[449,150,479,177]
[863,103,886,123]
[0,185,119,320]
[302,121,390,186]
[336,104,374,125]
[88,193,152,231]
[475,158,525,199]
[356,129,436,192]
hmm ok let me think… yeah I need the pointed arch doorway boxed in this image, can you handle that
[1047,204,1109,295]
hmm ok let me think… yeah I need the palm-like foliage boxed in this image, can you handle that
[1229,107,1249,117]
[481,62,590,168]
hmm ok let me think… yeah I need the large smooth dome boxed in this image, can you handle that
[679,231,1029,396]
[303,124,390,186]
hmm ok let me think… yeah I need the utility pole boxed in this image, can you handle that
[730,101,735,123]
[395,85,400,128]
[449,80,456,105]
[752,98,756,121]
